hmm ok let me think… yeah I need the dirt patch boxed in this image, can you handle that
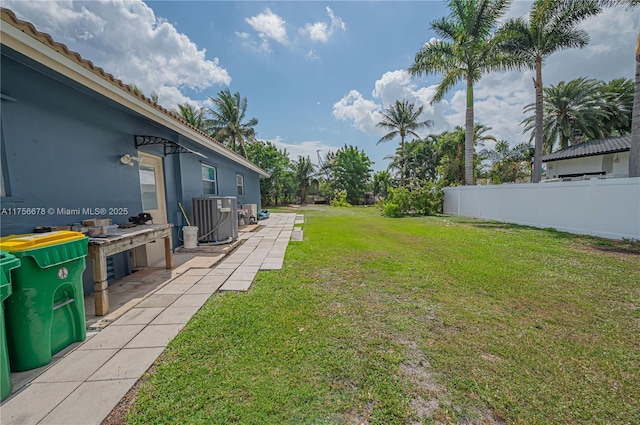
[396,339,506,425]
[578,240,640,257]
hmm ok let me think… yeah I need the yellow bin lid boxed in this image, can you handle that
[0,231,86,251]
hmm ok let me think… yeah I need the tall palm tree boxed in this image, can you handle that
[596,0,639,177]
[376,100,433,186]
[207,89,258,157]
[175,103,209,131]
[409,0,516,185]
[522,78,606,153]
[497,0,601,182]
[293,156,316,204]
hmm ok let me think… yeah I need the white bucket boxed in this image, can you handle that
[182,226,199,249]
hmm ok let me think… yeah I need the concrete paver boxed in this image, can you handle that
[78,324,145,350]
[169,274,202,285]
[154,282,196,295]
[183,268,211,276]
[219,280,253,291]
[151,305,202,325]
[113,307,164,325]
[136,293,180,308]
[125,324,185,348]
[0,382,82,425]
[38,379,138,425]
[172,293,213,307]
[34,349,118,383]
[185,282,225,295]
[197,274,228,285]
[88,347,165,381]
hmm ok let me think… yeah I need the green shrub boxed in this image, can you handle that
[381,201,402,218]
[379,180,443,217]
[330,190,352,207]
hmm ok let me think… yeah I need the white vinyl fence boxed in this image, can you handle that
[443,177,640,240]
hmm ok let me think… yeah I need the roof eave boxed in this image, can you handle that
[542,147,630,163]
[0,9,270,178]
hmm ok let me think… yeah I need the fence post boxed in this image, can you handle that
[588,178,597,236]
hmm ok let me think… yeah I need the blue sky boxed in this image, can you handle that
[4,1,637,171]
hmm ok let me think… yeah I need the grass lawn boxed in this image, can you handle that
[127,206,640,424]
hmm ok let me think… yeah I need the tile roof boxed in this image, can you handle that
[542,135,631,162]
[0,8,269,177]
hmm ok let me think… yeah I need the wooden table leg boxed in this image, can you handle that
[92,249,110,316]
[164,236,173,269]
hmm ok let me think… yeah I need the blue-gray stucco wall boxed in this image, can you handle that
[1,46,263,293]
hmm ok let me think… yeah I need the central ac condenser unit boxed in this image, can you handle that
[242,204,258,224]
[192,197,238,243]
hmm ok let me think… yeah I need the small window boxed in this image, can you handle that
[139,165,159,210]
[236,174,244,196]
[202,164,217,195]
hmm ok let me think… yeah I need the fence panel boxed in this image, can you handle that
[443,178,640,240]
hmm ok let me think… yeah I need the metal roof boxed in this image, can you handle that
[542,136,631,162]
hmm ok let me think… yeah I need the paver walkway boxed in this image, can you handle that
[0,213,300,425]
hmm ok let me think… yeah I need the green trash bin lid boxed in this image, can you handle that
[0,250,20,301]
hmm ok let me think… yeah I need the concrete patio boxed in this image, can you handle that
[0,213,302,425]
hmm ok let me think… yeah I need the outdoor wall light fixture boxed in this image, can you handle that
[120,154,143,166]
[613,153,620,163]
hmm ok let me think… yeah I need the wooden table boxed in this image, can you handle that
[88,223,173,316]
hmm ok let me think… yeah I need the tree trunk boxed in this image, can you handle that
[464,79,475,185]
[400,135,406,187]
[532,58,544,183]
[629,28,640,178]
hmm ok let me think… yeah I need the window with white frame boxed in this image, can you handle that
[236,174,244,196]
[202,164,217,195]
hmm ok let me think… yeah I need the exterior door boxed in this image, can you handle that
[132,152,168,267]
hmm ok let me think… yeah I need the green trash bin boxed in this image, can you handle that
[0,250,20,400]
[0,231,88,372]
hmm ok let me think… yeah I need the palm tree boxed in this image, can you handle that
[522,78,607,153]
[207,89,258,157]
[497,0,600,182]
[293,156,316,204]
[633,26,640,177]
[596,0,639,177]
[436,124,497,185]
[175,103,209,131]
[409,0,517,186]
[385,138,440,182]
[376,100,433,186]
[598,78,634,138]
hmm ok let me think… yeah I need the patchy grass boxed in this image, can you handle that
[127,206,640,424]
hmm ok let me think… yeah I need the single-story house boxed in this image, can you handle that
[0,8,269,292]
[542,135,630,180]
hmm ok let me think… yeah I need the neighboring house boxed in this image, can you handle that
[0,9,269,291]
[542,135,630,180]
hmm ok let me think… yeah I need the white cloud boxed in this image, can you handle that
[332,90,382,134]
[333,68,530,149]
[305,49,320,61]
[265,137,341,165]
[4,0,230,110]
[333,70,450,139]
[244,8,287,53]
[299,6,346,43]
[301,21,330,43]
